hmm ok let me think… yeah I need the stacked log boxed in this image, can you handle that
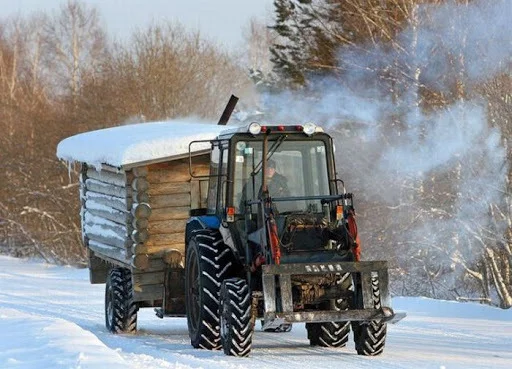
[80,165,132,266]
[81,156,211,302]
[144,161,191,260]
[129,167,152,271]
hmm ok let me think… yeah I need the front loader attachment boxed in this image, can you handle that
[261,261,405,325]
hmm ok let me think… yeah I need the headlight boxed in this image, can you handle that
[303,122,316,136]
[248,122,261,135]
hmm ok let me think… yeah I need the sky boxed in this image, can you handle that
[0,0,274,48]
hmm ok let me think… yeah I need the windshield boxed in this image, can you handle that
[234,139,330,214]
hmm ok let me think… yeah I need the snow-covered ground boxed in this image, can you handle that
[0,256,510,369]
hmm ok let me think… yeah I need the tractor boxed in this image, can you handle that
[184,120,404,357]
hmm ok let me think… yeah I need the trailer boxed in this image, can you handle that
[57,121,224,319]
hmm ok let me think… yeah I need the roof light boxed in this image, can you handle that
[248,122,261,135]
[296,125,303,131]
[303,123,317,136]
[277,125,285,131]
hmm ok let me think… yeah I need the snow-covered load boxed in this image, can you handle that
[57,121,224,305]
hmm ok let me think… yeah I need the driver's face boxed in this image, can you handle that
[265,167,276,178]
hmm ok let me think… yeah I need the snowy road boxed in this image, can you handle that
[0,256,511,369]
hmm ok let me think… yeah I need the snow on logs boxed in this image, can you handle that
[79,157,209,275]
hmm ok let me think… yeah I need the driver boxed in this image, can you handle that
[264,159,290,197]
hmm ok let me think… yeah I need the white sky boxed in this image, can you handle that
[0,0,274,48]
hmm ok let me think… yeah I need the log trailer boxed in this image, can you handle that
[57,99,404,357]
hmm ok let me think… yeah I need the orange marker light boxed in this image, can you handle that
[226,207,235,222]
[336,205,344,220]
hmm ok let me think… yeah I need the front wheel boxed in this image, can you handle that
[352,274,387,355]
[105,267,137,334]
[307,272,352,347]
[220,278,253,357]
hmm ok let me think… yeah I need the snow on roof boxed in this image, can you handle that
[56,120,230,169]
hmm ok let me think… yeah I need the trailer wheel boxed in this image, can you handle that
[352,274,387,356]
[185,230,234,350]
[220,278,253,357]
[105,267,137,334]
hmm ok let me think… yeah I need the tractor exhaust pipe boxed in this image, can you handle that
[217,94,239,125]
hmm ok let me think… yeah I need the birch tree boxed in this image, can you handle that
[43,0,107,112]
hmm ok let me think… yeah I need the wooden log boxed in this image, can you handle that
[150,206,189,221]
[132,253,149,270]
[133,191,150,203]
[132,166,148,177]
[131,229,149,243]
[88,240,127,263]
[191,163,210,177]
[86,231,130,250]
[132,284,164,302]
[148,181,190,196]
[86,168,126,187]
[132,177,149,192]
[84,212,130,237]
[131,255,166,271]
[86,192,131,212]
[85,179,130,198]
[163,249,183,267]
[145,233,184,247]
[147,165,190,184]
[148,219,187,234]
[85,205,131,226]
[132,217,149,230]
[132,243,185,256]
[131,202,152,219]
[151,193,190,209]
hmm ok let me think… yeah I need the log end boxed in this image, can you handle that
[163,249,184,268]
[132,253,150,270]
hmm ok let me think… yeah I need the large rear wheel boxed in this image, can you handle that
[185,230,234,350]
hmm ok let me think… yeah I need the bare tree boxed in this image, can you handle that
[43,0,107,112]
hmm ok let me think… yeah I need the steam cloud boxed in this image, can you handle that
[259,0,510,295]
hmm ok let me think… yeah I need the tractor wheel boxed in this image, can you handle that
[306,321,350,347]
[352,274,387,356]
[220,278,253,357]
[306,272,351,347]
[185,230,234,350]
[105,267,137,334]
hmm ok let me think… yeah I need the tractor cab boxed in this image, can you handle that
[191,122,358,275]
